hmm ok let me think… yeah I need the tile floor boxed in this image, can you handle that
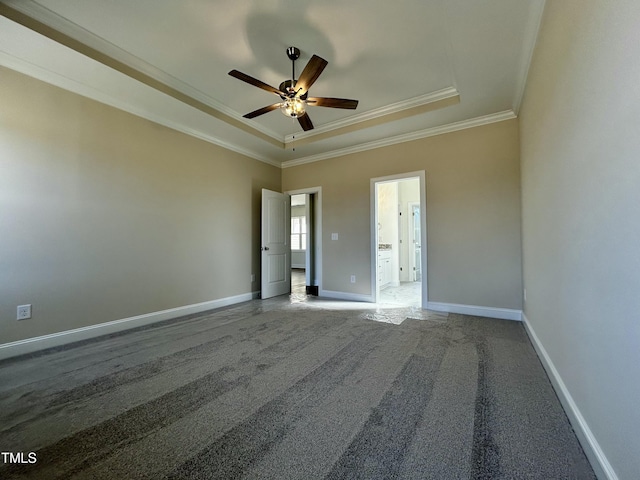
[289,270,432,324]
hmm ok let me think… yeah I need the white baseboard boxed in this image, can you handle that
[427,301,522,321]
[521,313,617,480]
[0,291,260,361]
[319,289,374,303]
[314,295,522,319]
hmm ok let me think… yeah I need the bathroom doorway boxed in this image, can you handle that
[371,172,427,308]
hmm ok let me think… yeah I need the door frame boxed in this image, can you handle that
[408,201,421,282]
[285,186,322,294]
[370,171,427,308]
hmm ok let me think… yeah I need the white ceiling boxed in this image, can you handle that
[0,0,545,167]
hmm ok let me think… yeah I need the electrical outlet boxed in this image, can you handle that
[331,233,338,240]
[17,304,31,320]
[350,275,356,283]
[251,274,255,282]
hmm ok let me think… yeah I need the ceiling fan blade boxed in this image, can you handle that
[229,70,284,96]
[306,97,359,109]
[297,113,314,131]
[296,55,328,94]
[244,103,281,119]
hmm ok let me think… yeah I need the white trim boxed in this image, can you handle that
[522,313,618,480]
[0,291,260,361]
[319,289,373,303]
[426,302,522,321]
[291,263,306,269]
[0,51,281,168]
[284,87,459,144]
[512,0,547,114]
[281,110,517,168]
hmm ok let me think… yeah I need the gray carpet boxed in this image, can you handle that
[0,297,595,479]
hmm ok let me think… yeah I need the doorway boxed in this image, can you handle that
[290,193,307,296]
[287,187,322,298]
[371,172,427,308]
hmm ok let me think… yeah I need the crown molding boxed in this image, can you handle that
[0,0,284,147]
[1,1,529,169]
[1,40,515,172]
[512,0,546,114]
[0,1,461,154]
[0,51,280,167]
[284,87,459,145]
[281,110,517,169]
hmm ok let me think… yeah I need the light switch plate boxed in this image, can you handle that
[331,233,338,240]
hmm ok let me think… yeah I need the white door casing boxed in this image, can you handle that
[370,172,427,308]
[261,189,291,299]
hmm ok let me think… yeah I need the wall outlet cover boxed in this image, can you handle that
[17,304,32,320]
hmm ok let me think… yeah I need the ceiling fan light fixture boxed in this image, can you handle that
[230,47,357,131]
[280,97,306,118]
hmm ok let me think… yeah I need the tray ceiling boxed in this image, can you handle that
[0,0,545,166]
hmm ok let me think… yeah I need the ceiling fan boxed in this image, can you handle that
[228,47,358,131]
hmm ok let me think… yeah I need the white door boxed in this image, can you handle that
[261,189,291,299]
[410,203,422,281]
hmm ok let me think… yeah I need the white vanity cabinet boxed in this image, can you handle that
[378,249,392,288]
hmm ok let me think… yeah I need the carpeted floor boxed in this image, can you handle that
[0,296,595,479]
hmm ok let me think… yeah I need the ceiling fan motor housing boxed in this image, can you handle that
[279,79,298,96]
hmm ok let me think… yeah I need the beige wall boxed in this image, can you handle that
[0,67,280,343]
[283,119,522,309]
[519,1,640,478]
